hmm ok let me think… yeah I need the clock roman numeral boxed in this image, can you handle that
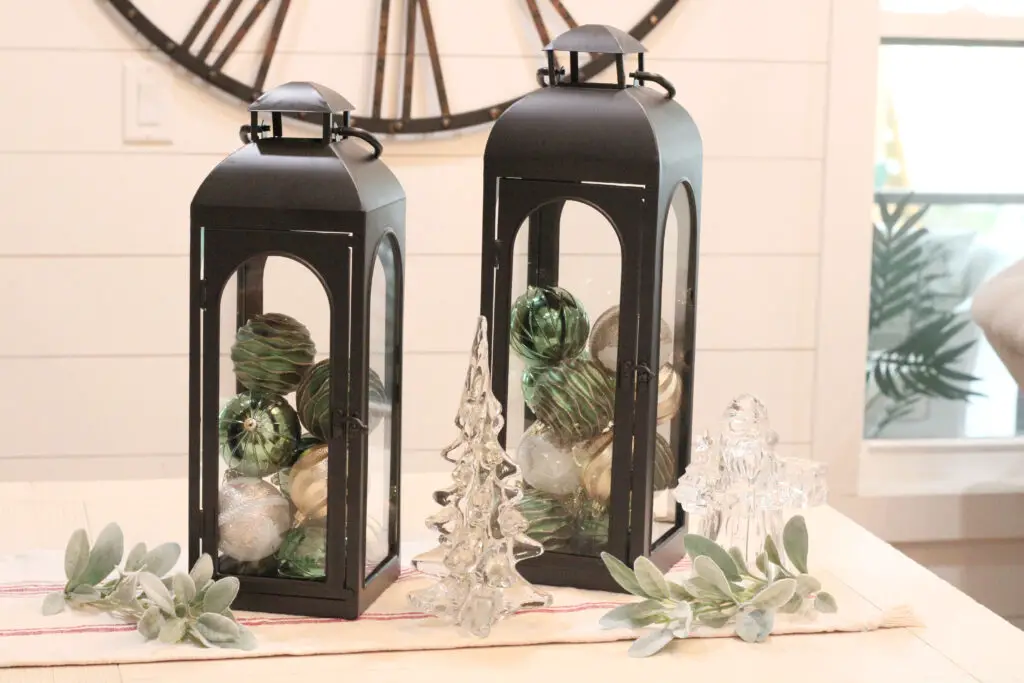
[373,0,450,131]
[180,0,292,94]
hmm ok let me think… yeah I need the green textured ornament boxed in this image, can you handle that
[520,488,575,551]
[575,508,609,555]
[510,285,590,366]
[231,313,316,395]
[526,358,616,446]
[296,360,389,441]
[276,522,327,580]
[219,391,301,478]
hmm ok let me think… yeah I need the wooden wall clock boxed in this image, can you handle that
[102,0,681,136]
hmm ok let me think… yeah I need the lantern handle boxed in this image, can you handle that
[238,122,270,144]
[333,124,384,159]
[536,66,565,88]
[629,71,676,100]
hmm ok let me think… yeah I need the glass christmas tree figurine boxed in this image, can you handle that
[408,316,552,637]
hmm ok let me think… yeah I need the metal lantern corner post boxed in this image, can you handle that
[188,82,405,619]
[480,25,703,592]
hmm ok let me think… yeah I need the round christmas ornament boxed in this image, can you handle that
[581,433,676,505]
[576,506,609,555]
[274,433,322,498]
[288,442,329,522]
[509,285,590,366]
[219,391,301,478]
[231,312,316,395]
[276,521,327,579]
[515,422,584,496]
[519,489,574,551]
[218,477,292,563]
[589,305,674,373]
[526,357,616,446]
[657,364,684,424]
[297,360,388,440]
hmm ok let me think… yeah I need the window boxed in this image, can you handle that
[865,6,1024,439]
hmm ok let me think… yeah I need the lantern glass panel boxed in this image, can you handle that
[651,187,692,549]
[507,201,622,558]
[365,237,399,581]
[216,254,333,582]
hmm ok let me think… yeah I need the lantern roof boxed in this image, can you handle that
[544,24,646,55]
[249,81,355,114]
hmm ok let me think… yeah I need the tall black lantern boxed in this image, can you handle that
[480,26,702,592]
[188,82,404,618]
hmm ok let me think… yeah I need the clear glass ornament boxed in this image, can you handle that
[408,316,552,637]
[674,394,828,564]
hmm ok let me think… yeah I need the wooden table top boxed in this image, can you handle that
[2,474,1023,683]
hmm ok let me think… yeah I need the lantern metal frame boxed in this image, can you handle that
[188,82,405,619]
[479,25,703,593]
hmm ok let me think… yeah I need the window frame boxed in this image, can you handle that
[815,0,1024,543]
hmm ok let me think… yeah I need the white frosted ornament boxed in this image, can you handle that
[218,477,291,562]
[515,423,583,495]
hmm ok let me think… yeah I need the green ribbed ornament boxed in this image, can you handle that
[296,359,388,440]
[653,432,679,491]
[219,391,301,478]
[520,489,574,552]
[526,358,616,446]
[231,313,316,395]
[576,509,609,555]
[510,286,590,366]
[276,522,327,580]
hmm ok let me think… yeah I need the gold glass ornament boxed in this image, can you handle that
[288,442,329,522]
[588,305,673,374]
[656,364,684,424]
[581,432,677,506]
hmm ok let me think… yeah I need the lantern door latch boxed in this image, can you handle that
[619,360,654,384]
[335,412,369,435]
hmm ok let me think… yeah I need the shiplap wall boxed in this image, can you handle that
[0,0,829,480]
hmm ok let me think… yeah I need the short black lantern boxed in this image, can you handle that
[479,26,702,592]
[188,82,404,618]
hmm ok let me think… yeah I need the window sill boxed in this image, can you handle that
[839,437,1024,544]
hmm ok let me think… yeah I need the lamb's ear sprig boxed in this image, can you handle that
[598,515,837,657]
[42,523,255,650]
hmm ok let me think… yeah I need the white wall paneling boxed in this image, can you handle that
[0,0,829,482]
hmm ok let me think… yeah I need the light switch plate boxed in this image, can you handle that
[122,60,174,144]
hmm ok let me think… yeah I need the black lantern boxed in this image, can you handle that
[480,26,702,592]
[188,82,404,618]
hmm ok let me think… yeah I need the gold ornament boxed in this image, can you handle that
[218,478,291,562]
[289,443,329,522]
[657,364,684,424]
[589,305,673,373]
[581,433,677,506]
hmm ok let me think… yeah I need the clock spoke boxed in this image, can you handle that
[182,0,222,51]
[254,0,291,93]
[372,0,392,119]
[524,0,554,47]
[401,0,417,122]
[548,0,578,30]
[212,0,271,72]
[197,0,243,62]
[418,0,450,119]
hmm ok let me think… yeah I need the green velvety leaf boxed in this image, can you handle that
[110,574,139,605]
[203,577,240,615]
[693,556,734,600]
[683,534,740,581]
[137,606,164,640]
[189,554,214,588]
[221,625,258,650]
[196,612,241,643]
[633,556,670,600]
[172,573,196,605]
[696,612,732,628]
[64,529,91,584]
[138,571,175,615]
[783,516,809,574]
[600,552,648,598]
[78,523,124,587]
[41,592,66,616]
[68,584,100,604]
[750,578,797,610]
[764,535,782,568]
[124,542,147,573]
[599,600,666,629]
[141,543,181,578]
[779,593,804,614]
[815,591,838,613]
[795,574,821,597]
[627,628,675,658]
[728,547,749,576]
[158,617,188,644]
[667,580,694,601]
